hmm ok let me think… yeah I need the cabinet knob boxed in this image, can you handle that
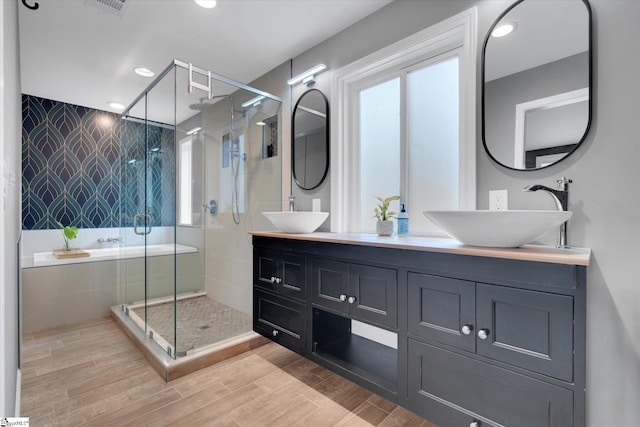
[461,325,473,335]
[274,277,282,284]
[477,329,490,340]
[470,421,480,427]
[272,329,279,336]
[270,276,276,283]
[339,294,347,302]
[347,296,356,304]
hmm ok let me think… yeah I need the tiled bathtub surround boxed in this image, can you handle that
[21,95,175,230]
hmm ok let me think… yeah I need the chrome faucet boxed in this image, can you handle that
[288,195,295,212]
[523,177,572,248]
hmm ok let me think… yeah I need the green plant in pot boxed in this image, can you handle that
[373,195,400,236]
[56,221,79,251]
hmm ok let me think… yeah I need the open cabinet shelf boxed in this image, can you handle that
[312,308,397,393]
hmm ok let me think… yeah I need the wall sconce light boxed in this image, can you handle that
[186,126,202,135]
[287,64,327,86]
[241,95,266,108]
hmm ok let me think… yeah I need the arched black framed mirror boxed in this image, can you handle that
[482,0,592,171]
[292,89,329,190]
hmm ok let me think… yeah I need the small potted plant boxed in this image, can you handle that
[373,195,400,236]
[56,221,79,251]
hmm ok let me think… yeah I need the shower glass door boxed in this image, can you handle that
[119,64,179,356]
[117,59,280,360]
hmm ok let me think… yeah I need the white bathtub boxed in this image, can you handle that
[22,243,198,269]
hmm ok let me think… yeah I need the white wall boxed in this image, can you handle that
[0,0,22,416]
[280,0,640,424]
[477,2,640,425]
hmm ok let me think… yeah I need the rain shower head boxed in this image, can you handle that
[189,94,232,111]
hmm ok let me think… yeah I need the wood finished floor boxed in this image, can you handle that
[21,318,438,427]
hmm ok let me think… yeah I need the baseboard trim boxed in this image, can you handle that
[15,368,21,416]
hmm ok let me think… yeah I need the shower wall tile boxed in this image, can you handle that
[22,95,176,230]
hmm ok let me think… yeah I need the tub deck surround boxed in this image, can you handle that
[22,243,198,268]
[249,231,591,266]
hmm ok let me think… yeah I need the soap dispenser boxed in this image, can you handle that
[397,204,409,235]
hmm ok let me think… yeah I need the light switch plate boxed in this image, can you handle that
[490,190,508,211]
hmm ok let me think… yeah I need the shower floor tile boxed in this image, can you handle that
[131,296,252,356]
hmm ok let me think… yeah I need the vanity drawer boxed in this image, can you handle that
[408,339,573,427]
[254,290,306,353]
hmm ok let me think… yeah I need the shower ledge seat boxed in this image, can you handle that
[23,243,197,268]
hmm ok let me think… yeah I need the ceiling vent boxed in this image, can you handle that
[85,0,128,17]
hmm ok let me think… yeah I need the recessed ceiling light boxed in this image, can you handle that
[491,22,517,38]
[134,67,155,77]
[194,0,217,8]
[108,101,125,110]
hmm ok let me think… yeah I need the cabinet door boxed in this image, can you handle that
[312,258,349,314]
[407,273,476,352]
[476,284,574,381]
[280,253,306,300]
[349,264,397,329]
[254,290,306,352]
[254,249,279,292]
[408,339,573,427]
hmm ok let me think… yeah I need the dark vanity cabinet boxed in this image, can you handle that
[406,273,577,426]
[252,235,587,427]
[253,248,307,352]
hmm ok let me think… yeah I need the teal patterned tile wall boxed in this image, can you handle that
[118,118,175,228]
[22,95,175,230]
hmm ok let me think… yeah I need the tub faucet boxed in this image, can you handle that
[523,176,572,248]
[288,195,295,212]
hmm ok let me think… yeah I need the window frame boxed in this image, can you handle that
[177,135,193,226]
[331,7,477,234]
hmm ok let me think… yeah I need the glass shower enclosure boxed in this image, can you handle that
[117,60,282,359]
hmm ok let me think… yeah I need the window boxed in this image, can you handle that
[178,136,193,225]
[332,8,477,234]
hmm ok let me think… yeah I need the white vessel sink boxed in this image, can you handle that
[262,211,329,234]
[423,210,573,248]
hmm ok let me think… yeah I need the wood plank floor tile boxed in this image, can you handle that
[228,377,312,425]
[120,381,234,427]
[352,401,392,426]
[293,400,353,427]
[21,319,439,427]
[254,394,318,427]
[367,394,398,413]
[161,383,265,426]
[77,388,183,427]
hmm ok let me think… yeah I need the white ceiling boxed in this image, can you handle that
[18,0,392,113]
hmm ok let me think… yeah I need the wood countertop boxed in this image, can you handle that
[250,231,591,266]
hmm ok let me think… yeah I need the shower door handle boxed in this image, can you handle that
[133,213,153,235]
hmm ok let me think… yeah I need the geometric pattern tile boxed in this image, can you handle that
[22,95,175,230]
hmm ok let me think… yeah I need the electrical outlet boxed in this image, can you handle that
[489,190,508,211]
